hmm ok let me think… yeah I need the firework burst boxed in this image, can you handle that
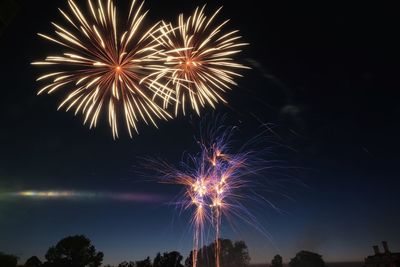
[152,120,282,267]
[32,0,173,138]
[145,6,250,116]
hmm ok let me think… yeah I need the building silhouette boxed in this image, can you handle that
[364,241,400,267]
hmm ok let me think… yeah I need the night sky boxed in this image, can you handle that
[1,0,400,265]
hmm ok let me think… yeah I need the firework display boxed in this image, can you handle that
[33,1,252,266]
[32,0,172,138]
[33,1,248,138]
[147,6,249,116]
[155,124,271,267]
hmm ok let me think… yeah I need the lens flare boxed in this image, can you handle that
[32,0,173,138]
[0,191,165,203]
[145,6,249,116]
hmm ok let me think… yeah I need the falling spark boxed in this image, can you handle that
[144,6,250,116]
[150,121,282,267]
[32,0,173,138]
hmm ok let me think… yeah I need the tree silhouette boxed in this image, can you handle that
[0,252,18,267]
[44,235,103,267]
[24,256,42,267]
[135,257,152,267]
[230,240,250,267]
[151,252,184,267]
[271,254,283,267]
[117,261,135,267]
[184,251,193,267]
[289,251,325,267]
[153,253,162,267]
[186,239,250,267]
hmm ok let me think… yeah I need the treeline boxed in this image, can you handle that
[269,252,325,267]
[0,235,327,267]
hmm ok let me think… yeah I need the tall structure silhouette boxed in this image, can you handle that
[364,241,400,267]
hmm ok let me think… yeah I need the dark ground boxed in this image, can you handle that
[251,263,363,267]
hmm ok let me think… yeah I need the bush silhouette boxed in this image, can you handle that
[289,251,325,267]
[24,256,42,267]
[117,261,135,267]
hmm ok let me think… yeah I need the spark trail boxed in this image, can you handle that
[145,6,249,116]
[32,0,173,138]
[152,121,283,267]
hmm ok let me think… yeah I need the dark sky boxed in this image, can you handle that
[1,0,399,265]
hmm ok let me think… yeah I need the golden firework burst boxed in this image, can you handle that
[32,0,172,138]
[145,6,250,116]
